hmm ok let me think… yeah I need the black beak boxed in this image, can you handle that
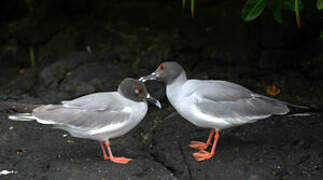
[145,94,162,109]
[138,72,160,82]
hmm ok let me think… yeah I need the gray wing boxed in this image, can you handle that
[186,80,289,124]
[33,106,129,129]
[61,92,122,111]
[185,80,252,101]
[32,92,129,130]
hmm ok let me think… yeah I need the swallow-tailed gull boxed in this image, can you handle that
[139,62,306,162]
[9,78,161,164]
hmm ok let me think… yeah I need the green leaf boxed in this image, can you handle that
[283,0,303,11]
[242,0,267,22]
[191,0,195,17]
[272,0,282,23]
[318,0,323,10]
[320,29,323,38]
[295,0,301,28]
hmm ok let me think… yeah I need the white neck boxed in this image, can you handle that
[166,71,187,106]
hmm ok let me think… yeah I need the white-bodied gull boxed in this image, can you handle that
[9,78,161,164]
[139,62,306,162]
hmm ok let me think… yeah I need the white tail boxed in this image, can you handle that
[8,113,36,121]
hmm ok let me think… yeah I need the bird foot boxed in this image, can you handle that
[189,141,209,150]
[110,157,132,164]
[192,150,214,162]
[103,155,110,160]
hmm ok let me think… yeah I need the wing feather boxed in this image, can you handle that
[33,105,130,130]
[31,92,130,131]
[61,92,122,111]
[184,80,289,125]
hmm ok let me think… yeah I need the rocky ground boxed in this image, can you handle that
[0,0,322,179]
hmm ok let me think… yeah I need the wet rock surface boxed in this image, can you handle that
[0,0,322,179]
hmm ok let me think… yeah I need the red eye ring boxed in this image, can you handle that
[160,64,165,70]
[134,87,141,94]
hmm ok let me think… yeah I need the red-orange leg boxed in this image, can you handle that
[189,128,215,150]
[193,130,220,162]
[104,141,132,164]
[99,141,109,159]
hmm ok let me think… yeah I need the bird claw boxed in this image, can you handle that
[110,157,132,164]
[188,141,209,150]
[103,155,110,160]
[192,150,213,162]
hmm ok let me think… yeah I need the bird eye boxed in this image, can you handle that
[134,88,141,94]
[160,64,165,71]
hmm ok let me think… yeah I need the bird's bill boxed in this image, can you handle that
[138,72,160,82]
[145,94,162,109]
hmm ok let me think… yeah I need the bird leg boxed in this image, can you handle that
[104,141,132,164]
[189,128,215,150]
[193,130,219,162]
[99,141,110,159]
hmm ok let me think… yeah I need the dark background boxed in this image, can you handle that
[0,0,322,179]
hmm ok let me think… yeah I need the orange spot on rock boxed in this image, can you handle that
[19,68,25,74]
[266,85,280,96]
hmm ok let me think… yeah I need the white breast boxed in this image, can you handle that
[166,81,234,131]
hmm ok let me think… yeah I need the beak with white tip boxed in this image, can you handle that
[145,94,162,109]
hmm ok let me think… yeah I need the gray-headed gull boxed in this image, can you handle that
[9,78,161,164]
[139,62,306,161]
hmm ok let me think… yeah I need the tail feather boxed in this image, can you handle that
[252,93,319,117]
[285,102,309,109]
[8,113,36,121]
[254,93,309,109]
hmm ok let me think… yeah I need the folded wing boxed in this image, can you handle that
[186,80,289,125]
[31,92,130,134]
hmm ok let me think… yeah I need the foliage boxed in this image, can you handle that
[241,0,267,22]
[272,0,282,23]
[317,0,323,10]
[241,0,305,28]
[182,0,322,29]
[182,0,195,17]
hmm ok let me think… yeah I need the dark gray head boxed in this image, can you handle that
[139,62,184,84]
[118,78,161,108]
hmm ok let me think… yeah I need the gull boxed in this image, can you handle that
[9,78,161,164]
[139,62,306,161]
